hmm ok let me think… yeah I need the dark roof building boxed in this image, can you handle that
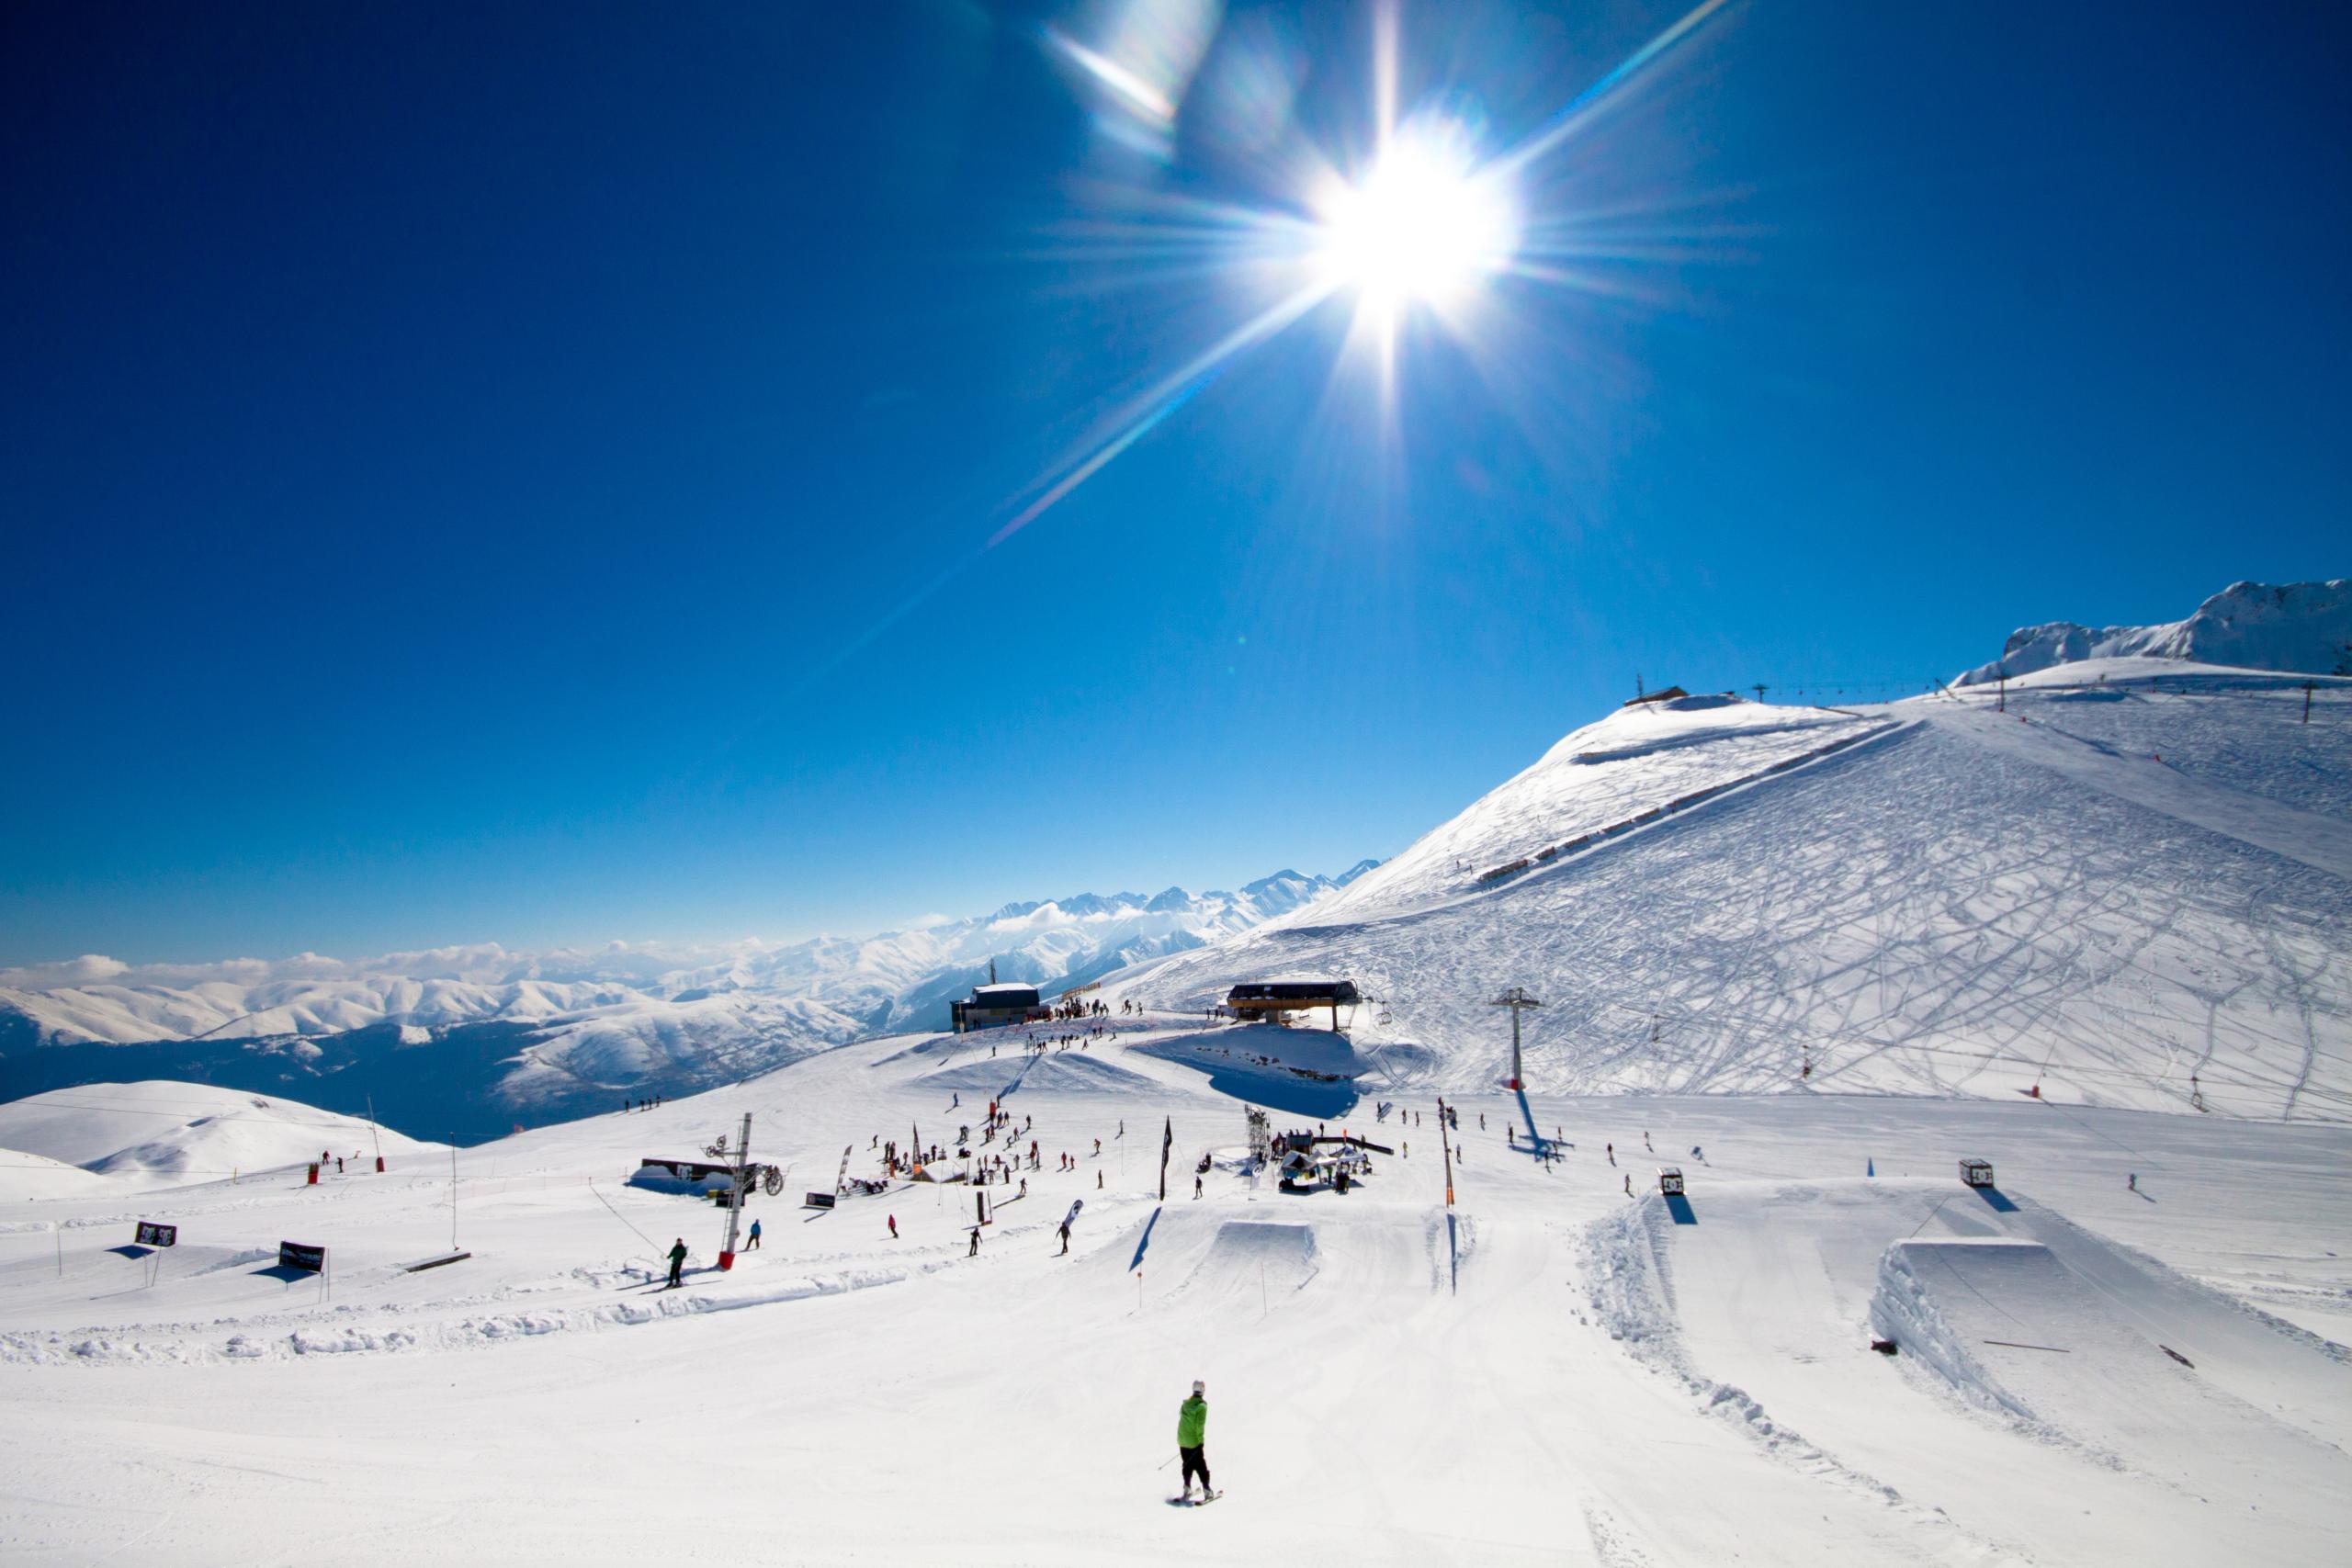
[950,982,1047,1033]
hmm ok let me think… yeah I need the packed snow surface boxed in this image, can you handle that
[1,1025,2345,1564]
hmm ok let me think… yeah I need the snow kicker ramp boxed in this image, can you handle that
[1873,1236,2347,1497]
[1589,1178,2352,1562]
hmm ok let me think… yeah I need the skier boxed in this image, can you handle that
[1177,1381,1215,1502]
[746,1218,762,1251]
[1193,1175,1204,1199]
[1623,1173,1632,1197]
[968,1228,980,1258]
[888,1214,898,1239]
[666,1237,688,1288]
[1607,1142,1614,1165]
[2128,1173,2138,1191]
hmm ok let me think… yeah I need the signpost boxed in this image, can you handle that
[135,1221,177,1248]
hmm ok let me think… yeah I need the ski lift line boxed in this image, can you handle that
[586,1178,662,1250]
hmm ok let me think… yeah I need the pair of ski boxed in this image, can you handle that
[1168,1489,1223,1506]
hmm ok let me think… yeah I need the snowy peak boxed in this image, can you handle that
[1959,580,2352,684]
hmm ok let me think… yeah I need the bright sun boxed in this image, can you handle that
[1313,124,1519,314]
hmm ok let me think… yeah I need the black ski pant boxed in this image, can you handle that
[668,1259,684,1286]
[1180,1446,1210,1491]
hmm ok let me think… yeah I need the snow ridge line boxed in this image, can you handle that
[1577,1199,2022,1559]
[1474,720,1911,887]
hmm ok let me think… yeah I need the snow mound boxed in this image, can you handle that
[0,1146,112,1201]
[0,1082,437,1187]
[1958,579,2352,685]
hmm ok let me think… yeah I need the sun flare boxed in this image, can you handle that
[1312,123,1520,316]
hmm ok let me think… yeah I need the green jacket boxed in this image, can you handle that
[1177,1395,1207,1448]
[668,1242,688,1263]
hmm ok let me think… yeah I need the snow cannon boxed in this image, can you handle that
[1657,1167,1685,1196]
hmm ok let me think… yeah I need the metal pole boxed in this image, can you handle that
[720,1112,752,1263]
[1438,1097,1455,1207]
[450,1135,459,1251]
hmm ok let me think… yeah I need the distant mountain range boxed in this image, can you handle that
[0,865,1375,1139]
[1956,579,2350,685]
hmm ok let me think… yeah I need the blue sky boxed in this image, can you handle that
[4,0,2346,966]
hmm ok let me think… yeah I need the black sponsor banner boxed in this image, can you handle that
[278,1241,327,1272]
[136,1221,178,1247]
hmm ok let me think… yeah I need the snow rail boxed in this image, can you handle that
[1475,720,1905,886]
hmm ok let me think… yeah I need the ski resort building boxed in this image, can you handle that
[950,982,1048,1032]
[1224,978,1362,1031]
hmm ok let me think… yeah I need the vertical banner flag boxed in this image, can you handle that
[1159,1115,1173,1201]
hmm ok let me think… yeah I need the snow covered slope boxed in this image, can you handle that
[1957,578,2351,684]
[1310,694,1882,921]
[0,1081,440,1187]
[1,1032,2344,1564]
[1115,663,2352,1119]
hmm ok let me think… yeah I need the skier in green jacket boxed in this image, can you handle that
[666,1237,688,1288]
[1177,1381,1213,1501]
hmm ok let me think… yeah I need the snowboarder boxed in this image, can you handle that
[1097,1169,1103,1190]
[2128,1173,2138,1191]
[1177,1381,1215,1502]
[666,1238,687,1288]
[1623,1173,1632,1197]
[746,1218,762,1251]
[888,1214,898,1239]
[1057,1221,1071,1256]
[1607,1142,1614,1165]
[968,1228,980,1258]
[1193,1175,1203,1199]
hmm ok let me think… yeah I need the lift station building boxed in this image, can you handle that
[950,982,1049,1032]
[1224,978,1362,1031]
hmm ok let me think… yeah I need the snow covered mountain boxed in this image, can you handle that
[0,868,1374,1135]
[1956,578,2351,685]
[1111,665,2352,1120]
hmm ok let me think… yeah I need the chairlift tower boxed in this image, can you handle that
[1490,987,1544,1091]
